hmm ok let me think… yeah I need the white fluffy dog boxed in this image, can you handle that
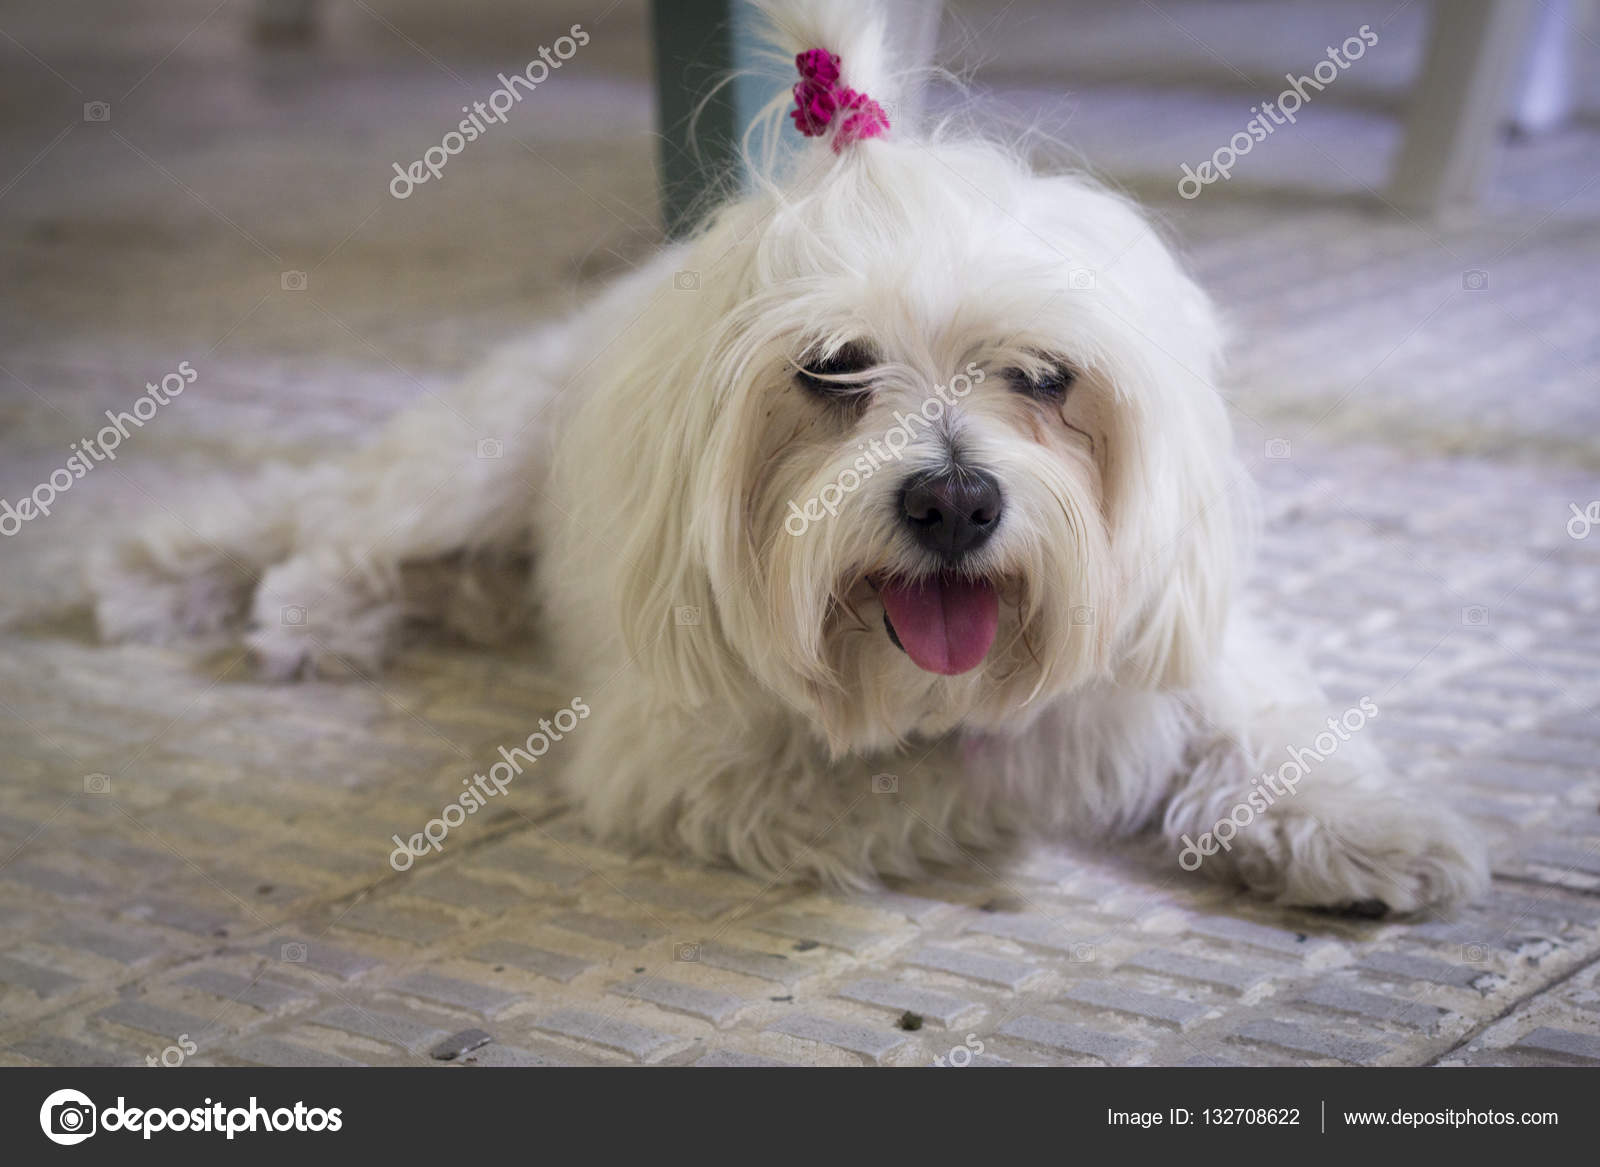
[90,1,1486,913]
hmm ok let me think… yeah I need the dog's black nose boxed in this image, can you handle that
[899,469,1003,558]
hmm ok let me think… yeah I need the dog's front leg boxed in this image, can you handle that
[1155,621,1488,914]
[90,326,571,676]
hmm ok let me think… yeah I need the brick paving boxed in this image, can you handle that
[1,0,1597,1066]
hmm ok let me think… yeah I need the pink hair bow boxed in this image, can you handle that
[790,49,889,151]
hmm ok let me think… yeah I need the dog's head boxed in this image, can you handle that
[604,3,1241,754]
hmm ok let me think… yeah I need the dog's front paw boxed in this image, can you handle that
[1225,790,1489,915]
[245,552,402,679]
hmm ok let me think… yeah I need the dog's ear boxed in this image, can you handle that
[1104,289,1244,693]
[600,231,755,716]
[1111,414,1242,691]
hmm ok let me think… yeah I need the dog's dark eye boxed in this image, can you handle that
[796,342,877,398]
[1005,362,1076,403]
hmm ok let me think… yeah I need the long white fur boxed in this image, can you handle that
[86,0,1486,911]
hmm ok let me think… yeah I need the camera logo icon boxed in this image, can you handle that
[673,605,701,626]
[1461,605,1489,627]
[280,270,308,291]
[674,941,701,962]
[83,773,111,795]
[1068,267,1096,291]
[280,941,308,962]
[83,101,111,122]
[1462,269,1488,291]
[1070,605,1096,627]
[281,605,307,626]
[1069,942,1096,963]
[40,1088,97,1145]
[1461,942,1489,962]
[1265,438,1292,460]
[871,772,898,794]
[476,437,503,460]
[672,270,700,291]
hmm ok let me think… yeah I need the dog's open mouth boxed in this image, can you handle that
[872,573,1000,676]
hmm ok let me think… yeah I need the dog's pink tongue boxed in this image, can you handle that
[879,576,1000,676]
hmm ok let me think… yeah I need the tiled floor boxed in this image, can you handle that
[1,0,1597,1066]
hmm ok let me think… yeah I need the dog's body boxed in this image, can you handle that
[89,2,1486,912]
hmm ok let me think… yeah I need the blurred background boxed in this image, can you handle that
[1,1,1597,1069]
